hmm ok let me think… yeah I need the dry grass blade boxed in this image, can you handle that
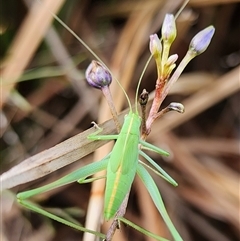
[1,0,65,108]
[162,132,239,229]
[189,0,240,6]
[0,114,125,190]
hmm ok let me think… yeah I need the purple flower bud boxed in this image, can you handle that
[85,60,112,89]
[161,14,176,44]
[149,34,162,55]
[189,26,215,55]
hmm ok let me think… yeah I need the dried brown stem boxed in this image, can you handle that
[105,193,130,241]
[139,89,149,135]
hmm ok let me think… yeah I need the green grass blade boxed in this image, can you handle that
[137,164,183,241]
[119,217,171,241]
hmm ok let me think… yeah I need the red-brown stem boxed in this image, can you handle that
[145,77,168,137]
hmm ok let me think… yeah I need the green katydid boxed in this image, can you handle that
[17,61,182,240]
[85,61,178,221]
[15,2,215,240]
[16,15,182,241]
[17,91,181,239]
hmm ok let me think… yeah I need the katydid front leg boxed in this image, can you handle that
[87,122,119,141]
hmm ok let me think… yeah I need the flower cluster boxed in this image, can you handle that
[149,14,215,86]
[146,14,215,134]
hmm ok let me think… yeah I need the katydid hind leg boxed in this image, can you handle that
[17,155,110,239]
[19,199,106,239]
[17,154,110,200]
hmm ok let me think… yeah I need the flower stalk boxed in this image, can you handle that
[85,60,121,132]
[145,17,215,136]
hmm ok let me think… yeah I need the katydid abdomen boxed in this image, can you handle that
[104,112,141,220]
